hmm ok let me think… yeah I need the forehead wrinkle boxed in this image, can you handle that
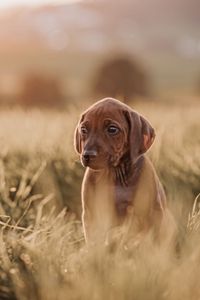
[84,106,125,126]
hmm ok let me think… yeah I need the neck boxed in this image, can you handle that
[113,155,144,187]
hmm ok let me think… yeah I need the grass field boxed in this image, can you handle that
[0,99,200,299]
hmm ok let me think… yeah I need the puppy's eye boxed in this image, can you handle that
[107,125,120,135]
[80,126,88,135]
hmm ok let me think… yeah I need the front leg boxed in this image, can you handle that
[82,202,94,244]
[81,168,116,245]
[81,168,98,244]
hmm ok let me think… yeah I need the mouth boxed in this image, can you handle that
[81,155,108,170]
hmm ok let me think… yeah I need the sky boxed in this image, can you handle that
[0,0,80,9]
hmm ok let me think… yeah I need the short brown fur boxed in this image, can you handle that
[74,98,175,247]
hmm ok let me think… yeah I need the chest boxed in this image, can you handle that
[114,185,134,217]
[84,170,136,220]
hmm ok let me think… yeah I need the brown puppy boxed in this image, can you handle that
[74,98,175,247]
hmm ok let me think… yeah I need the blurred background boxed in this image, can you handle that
[0,0,200,107]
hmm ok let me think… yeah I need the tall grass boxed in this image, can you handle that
[0,100,200,299]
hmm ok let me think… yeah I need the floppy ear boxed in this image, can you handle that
[139,115,155,154]
[74,114,85,154]
[124,110,155,163]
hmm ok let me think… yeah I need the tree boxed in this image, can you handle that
[92,56,150,102]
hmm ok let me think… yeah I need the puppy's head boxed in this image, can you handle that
[74,98,155,170]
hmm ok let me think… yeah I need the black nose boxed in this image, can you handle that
[83,150,97,162]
